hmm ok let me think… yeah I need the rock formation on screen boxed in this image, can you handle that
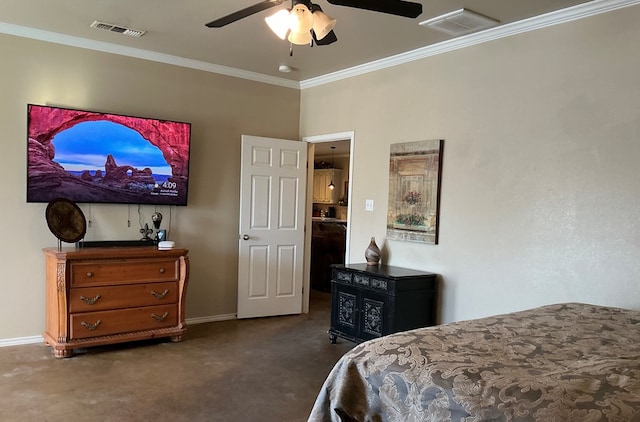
[27,107,189,204]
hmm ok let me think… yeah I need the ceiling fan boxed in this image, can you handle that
[205,0,423,48]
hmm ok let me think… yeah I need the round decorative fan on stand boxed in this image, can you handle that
[45,198,87,249]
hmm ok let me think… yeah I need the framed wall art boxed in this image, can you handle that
[387,139,443,244]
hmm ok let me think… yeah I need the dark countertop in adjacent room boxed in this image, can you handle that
[312,217,347,223]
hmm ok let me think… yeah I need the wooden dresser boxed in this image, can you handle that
[43,246,189,358]
[329,263,437,344]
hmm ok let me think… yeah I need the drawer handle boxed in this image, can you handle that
[159,268,165,274]
[80,320,102,331]
[80,294,101,305]
[151,289,169,300]
[86,272,94,278]
[152,312,169,322]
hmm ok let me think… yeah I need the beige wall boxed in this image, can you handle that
[0,34,300,339]
[2,5,640,342]
[300,6,640,323]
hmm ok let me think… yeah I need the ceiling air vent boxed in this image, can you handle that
[419,9,499,36]
[90,20,146,37]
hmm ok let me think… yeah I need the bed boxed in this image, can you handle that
[308,303,640,421]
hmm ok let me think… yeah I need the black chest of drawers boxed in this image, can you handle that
[329,263,438,344]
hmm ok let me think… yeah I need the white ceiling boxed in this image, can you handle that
[0,0,607,83]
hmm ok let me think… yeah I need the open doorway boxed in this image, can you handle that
[302,132,354,313]
[310,140,350,292]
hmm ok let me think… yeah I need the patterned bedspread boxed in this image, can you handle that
[308,303,640,422]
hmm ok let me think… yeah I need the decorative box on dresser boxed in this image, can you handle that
[329,263,437,344]
[43,246,189,358]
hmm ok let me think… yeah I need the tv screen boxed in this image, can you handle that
[27,104,191,206]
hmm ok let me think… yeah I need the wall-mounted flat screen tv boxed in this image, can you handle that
[27,104,192,206]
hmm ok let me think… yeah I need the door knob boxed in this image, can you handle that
[242,234,250,240]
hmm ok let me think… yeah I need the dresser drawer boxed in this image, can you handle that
[70,259,179,287]
[370,277,389,291]
[353,273,370,287]
[332,269,352,283]
[70,304,178,339]
[68,282,177,313]
[337,271,390,292]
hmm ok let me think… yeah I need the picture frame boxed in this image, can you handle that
[386,139,443,244]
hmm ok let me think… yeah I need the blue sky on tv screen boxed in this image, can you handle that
[52,121,171,175]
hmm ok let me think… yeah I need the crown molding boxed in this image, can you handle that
[0,21,299,89]
[1,0,638,91]
[299,0,640,89]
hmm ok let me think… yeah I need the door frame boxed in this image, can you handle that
[302,131,355,313]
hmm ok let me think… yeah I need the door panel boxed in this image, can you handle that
[248,245,268,298]
[276,245,296,296]
[250,176,270,229]
[278,177,299,228]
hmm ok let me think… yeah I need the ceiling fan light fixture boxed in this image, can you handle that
[288,29,313,45]
[289,3,314,33]
[265,9,291,39]
[264,0,336,46]
[311,11,336,40]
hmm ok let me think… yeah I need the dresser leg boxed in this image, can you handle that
[53,348,74,358]
[329,333,337,344]
[170,335,184,342]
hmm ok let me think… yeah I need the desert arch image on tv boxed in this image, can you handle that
[26,104,192,206]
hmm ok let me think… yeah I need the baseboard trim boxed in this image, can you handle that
[0,335,43,348]
[186,313,237,325]
[0,314,238,348]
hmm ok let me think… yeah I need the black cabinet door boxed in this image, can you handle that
[331,283,360,341]
[331,283,390,342]
[358,291,388,341]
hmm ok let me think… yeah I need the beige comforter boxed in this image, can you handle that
[309,303,640,421]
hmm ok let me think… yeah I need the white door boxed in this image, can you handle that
[238,135,307,319]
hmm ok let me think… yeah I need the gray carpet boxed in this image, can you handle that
[0,290,354,422]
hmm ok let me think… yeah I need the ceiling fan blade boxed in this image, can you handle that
[313,29,337,46]
[205,0,287,28]
[326,0,422,18]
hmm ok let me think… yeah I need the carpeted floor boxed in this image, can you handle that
[0,290,354,422]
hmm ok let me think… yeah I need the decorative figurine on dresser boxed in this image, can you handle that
[328,263,437,344]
